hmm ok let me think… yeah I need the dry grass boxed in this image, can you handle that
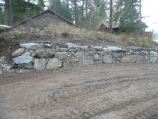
[47,24,154,47]
[1,23,153,47]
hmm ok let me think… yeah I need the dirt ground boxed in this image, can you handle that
[1,64,158,119]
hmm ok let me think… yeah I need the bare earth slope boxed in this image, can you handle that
[1,64,158,119]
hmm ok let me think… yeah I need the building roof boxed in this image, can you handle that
[0,25,11,29]
[0,25,11,32]
[16,10,77,27]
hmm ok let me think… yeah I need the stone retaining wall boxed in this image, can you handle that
[10,41,158,71]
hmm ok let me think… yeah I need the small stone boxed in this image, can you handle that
[0,70,3,75]
[68,48,78,52]
[1,64,12,71]
[12,48,25,57]
[93,46,104,51]
[18,69,30,73]
[46,58,62,69]
[66,43,80,49]
[59,48,68,52]
[0,56,6,64]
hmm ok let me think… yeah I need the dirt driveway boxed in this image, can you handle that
[0,64,158,119]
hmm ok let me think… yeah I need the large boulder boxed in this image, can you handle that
[46,58,62,69]
[83,56,94,65]
[103,54,113,64]
[112,53,122,63]
[63,58,79,67]
[121,55,137,63]
[34,59,48,70]
[136,55,148,63]
[149,51,158,63]
[20,43,42,50]
[93,54,101,61]
[56,52,68,60]
[75,51,85,64]
[13,52,33,64]
[12,48,25,57]
[75,51,85,58]
[33,49,55,58]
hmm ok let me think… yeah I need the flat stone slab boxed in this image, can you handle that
[20,43,42,50]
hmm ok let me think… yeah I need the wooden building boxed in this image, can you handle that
[16,10,76,28]
[97,21,119,32]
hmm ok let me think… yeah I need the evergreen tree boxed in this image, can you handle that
[12,0,45,24]
[49,0,72,21]
[0,7,4,24]
[114,0,143,32]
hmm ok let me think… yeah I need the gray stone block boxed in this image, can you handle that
[103,55,113,64]
[46,58,62,69]
[34,59,48,70]
[20,43,42,50]
[13,52,33,64]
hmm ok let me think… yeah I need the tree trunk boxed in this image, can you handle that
[4,0,12,26]
[74,0,78,24]
[85,0,88,16]
[66,0,69,11]
[109,0,113,33]
[139,0,142,20]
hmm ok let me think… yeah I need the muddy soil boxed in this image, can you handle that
[0,64,158,119]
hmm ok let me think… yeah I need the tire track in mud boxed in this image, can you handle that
[44,74,158,101]
[1,64,158,119]
[80,93,158,119]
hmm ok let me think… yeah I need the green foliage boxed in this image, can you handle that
[49,0,72,21]
[2,0,144,33]
[0,7,4,24]
[12,0,45,24]
[114,0,143,32]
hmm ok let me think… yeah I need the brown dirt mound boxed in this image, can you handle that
[0,38,19,63]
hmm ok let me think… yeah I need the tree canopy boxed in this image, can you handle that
[1,0,146,32]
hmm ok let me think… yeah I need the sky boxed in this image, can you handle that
[142,0,158,33]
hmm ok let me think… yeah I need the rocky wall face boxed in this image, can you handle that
[1,41,158,74]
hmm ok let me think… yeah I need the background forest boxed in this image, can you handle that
[0,0,146,32]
